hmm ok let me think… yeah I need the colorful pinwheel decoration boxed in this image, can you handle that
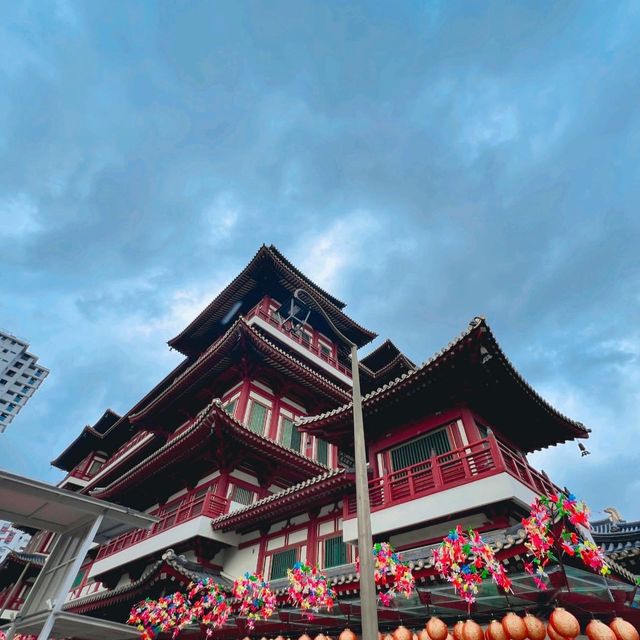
[232,571,277,630]
[357,542,415,605]
[522,493,610,590]
[432,525,512,604]
[286,561,336,619]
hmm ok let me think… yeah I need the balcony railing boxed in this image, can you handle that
[246,304,351,378]
[0,593,24,611]
[94,486,229,562]
[344,436,558,518]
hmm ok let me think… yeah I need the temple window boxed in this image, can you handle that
[280,416,302,452]
[322,535,348,568]
[224,397,238,418]
[229,485,255,508]
[388,428,452,472]
[247,400,269,434]
[316,438,329,465]
[269,548,297,579]
[87,457,106,477]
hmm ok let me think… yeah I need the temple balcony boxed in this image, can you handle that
[245,298,352,385]
[88,486,239,579]
[342,435,559,543]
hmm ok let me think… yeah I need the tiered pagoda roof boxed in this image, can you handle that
[130,317,351,427]
[52,409,121,472]
[168,245,377,357]
[65,550,229,616]
[211,468,352,533]
[298,317,589,452]
[359,339,416,393]
[91,399,329,503]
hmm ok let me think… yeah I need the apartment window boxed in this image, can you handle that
[7,403,16,411]
[22,385,29,393]
[6,370,15,377]
[247,401,268,434]
[316,438,329,465]
[323,536,347,568]
[0,415,5,422]
[20,354,29,361]
[14,362,22,369]
[0,379,6,386]
[280,417,302,452]
[6,390,14,396]
[35,369,42,377]
[389,428,452,472]
[15,394,23,402]
[224,398,238,418]
[270,548,297,580]
[2,349,7,353]
[29,377,36,384]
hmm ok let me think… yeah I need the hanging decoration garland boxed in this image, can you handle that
[232,571,277,629]
[522,493,610,590]
[128,580,230,640]
[357,542,415,605]
[187,579,232,636]
[432,525,512,604]
[286,562,336,619]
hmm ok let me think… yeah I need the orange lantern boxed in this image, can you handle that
[340,630,358,640]
[454,622,466,640]
[427,618,448,640]
[610,618,640,640]
[463,620,484,640]
[523,614,546,640]
[314,634,327,640]
[502,613,527,640]
[550,608,580,639]
[395,626,413,640]
[548,624,571,640]
[485,619,508,640]
[586,621,616,640]
[385,633,396,640]
[275,636,286,640]
[419,629,431,640]
[300,635,312,640]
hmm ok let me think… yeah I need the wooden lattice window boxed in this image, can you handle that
[316,438,329,465]
[323,535,347,568]
[224,398,237,417]
[270,548,297,579]
[247,401,268,434]
[281,417,302,452]
[390,428,451,472]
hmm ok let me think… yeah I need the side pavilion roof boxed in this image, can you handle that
[297,317,589,453]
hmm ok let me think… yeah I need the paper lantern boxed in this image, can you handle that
[548,624,571,640]
[413,634,419,640]
[502,613,527,640]
[300,634,312,640]
[586,621,616,640]
[463,620,484,640]
[523,614,546,640]
[550,608,580,638]
[276,636,286,640]
[419,629,431,640]
[427,618,449,640]
[486,620,508,640]
[610,618,640,640]
[340,629,358,640]
[385,633,396,640]
[315,634,327,640]
[395,626,413,640]
[454,622,466,640]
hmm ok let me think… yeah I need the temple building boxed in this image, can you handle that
[1,245,638,634]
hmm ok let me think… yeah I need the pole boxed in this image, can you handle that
[291,289,379,640]
[351,344,379,640]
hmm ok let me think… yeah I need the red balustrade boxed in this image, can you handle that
[245,303,351,377]
[0,592,24,610]
[94,486,229,561]
[344,436,559,518]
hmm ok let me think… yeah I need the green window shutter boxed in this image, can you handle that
[323,536,347,568]
[248,402,267,434]
[316,438,328,465]
[270,548,296,579]
[224,398,237,417]
[281,418,302,452]
[390,429,451,471]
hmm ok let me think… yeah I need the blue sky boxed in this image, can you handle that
[1,1,639,519]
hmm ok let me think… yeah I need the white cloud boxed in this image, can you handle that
[0,193,42,238]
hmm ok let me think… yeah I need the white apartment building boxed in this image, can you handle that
[0,329,49,433]
[0,521,30,562]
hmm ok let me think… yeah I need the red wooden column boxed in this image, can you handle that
[210,471,230,516]
[268,395,281,441]
[235,378,252,425]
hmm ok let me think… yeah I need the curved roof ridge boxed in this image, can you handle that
[130,316,350,422]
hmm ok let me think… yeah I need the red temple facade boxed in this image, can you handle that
[2,245,638,634]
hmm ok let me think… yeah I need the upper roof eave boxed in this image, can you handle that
[129,316,350,424]
[167,245,376,355]
[297,317,589,450]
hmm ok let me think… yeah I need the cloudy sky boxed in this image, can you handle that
[2,1,639,520]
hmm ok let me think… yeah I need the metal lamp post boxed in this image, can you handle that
[289,288,379,640]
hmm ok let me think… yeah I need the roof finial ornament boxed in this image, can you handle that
[604,507,625,530]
